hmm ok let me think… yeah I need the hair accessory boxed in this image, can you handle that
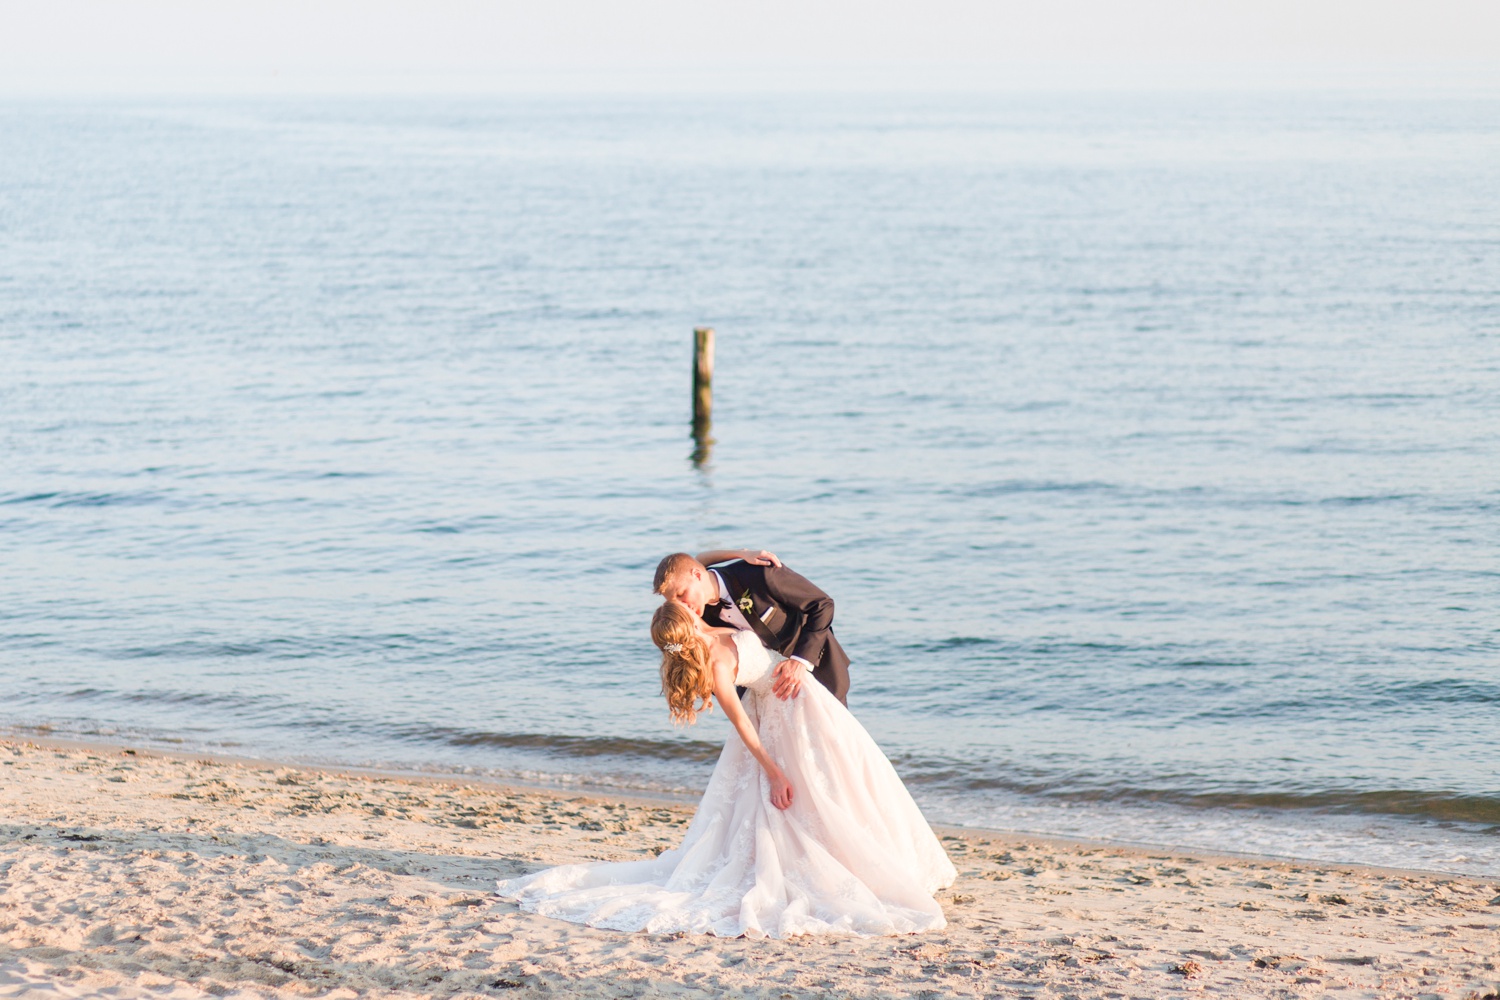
[663,642,683,654]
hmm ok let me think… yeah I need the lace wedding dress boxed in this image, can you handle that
[496,630,956,937]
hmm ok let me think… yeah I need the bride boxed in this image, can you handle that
[495,600,956,938]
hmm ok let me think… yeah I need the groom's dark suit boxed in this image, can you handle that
[703,559,851,705]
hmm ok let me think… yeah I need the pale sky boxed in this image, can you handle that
[2,0,1496,94]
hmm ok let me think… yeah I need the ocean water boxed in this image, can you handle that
[2,91,1498,875]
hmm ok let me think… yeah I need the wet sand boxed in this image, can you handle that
[2,738,1497,999]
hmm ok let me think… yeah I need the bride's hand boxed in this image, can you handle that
[770,772,794,810]
[740,549,782,568]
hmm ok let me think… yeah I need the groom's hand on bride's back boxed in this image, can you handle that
[772,659,804,700]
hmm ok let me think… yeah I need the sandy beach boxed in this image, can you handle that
[2,738,1496,999]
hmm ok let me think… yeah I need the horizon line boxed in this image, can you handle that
[4,60,1499,100]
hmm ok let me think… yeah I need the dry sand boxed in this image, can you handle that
[2,737,1497,999]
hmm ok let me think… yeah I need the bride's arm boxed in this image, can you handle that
[695,549,782,568]
[709,658,794,810]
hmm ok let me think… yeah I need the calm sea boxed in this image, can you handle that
[3,91,1497,875]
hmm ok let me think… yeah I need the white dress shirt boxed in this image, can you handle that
[713,569,812,669]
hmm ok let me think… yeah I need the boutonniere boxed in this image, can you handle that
[737,593,755,614]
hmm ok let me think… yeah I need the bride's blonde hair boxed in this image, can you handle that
[652,601,713,724]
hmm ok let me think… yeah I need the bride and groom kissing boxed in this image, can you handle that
[497,549,956,938]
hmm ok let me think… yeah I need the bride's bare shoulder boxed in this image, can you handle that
[706,632,740,681]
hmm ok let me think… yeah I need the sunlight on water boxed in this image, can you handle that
[2,91,1498,874]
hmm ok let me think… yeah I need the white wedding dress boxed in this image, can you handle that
[496,630,956,938]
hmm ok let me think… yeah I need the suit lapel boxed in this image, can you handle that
[741,599,779,650]
[719,564,781,651]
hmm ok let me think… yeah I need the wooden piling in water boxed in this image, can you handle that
[692,327,714,455]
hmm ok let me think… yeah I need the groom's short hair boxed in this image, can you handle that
[653,553,703,594]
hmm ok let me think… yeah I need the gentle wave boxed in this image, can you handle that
[896,767,1500,827]
[384,724,724,763]
[9,685,725,763]
[9,700,1498,828]
[98,636,446,661]
[19,683,1499,826]
[0,490,175,508]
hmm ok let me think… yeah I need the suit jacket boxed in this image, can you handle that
[703,559,851,704]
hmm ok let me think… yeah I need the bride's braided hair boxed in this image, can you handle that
[652,602,713,724]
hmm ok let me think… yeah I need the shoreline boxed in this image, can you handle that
[4,735,1499,999]
[7,731,1486,883]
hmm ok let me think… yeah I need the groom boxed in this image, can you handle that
[653,549,851,705]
